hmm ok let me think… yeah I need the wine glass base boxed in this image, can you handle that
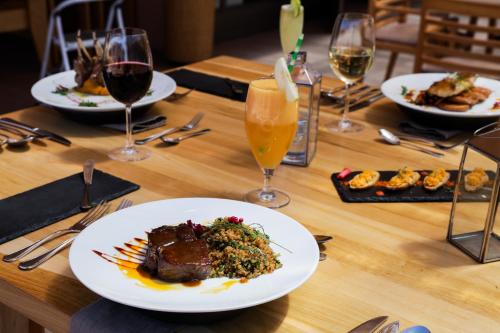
[326,119,364,133]
[244,188,290,209]
[108,146,151,162]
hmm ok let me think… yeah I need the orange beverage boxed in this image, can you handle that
[245,78,298,169]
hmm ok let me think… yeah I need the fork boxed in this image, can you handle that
[165,88,194,102]
[332,90,383,109]
[3,201,109,263]
[17,199,133,270]
[160,128,211,145]
[135,112,204,145]
[398,135,468,150]
[322,85,373,104]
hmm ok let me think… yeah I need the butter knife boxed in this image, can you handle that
[81,160,95,210]
[348,316,388,333]
[0,118,71,146]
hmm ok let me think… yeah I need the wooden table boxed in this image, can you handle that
[0,56,499,333]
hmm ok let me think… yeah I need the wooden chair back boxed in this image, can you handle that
[369,0,420,28]
[414,0,500,77]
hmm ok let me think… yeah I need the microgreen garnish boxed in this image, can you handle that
[79,101,98,107]
[52,85,69,96]
[401,85,408,96]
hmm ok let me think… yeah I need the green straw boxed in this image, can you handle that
[288,33,304,73]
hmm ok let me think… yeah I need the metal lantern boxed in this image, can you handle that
[448,125,500,263]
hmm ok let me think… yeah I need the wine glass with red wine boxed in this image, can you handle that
[102,27,153,162]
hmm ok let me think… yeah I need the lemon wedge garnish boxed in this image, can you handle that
[274,57,299,102]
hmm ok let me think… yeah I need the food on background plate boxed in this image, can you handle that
[348,170,380,189]
[423,168,450,191]
[386,167,420,190]
[73,31,109,96]
[138,217,282,283]
[403,73,491,112]
[465,167,489,192]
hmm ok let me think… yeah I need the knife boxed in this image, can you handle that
[348,316,388,333]
[349,93,385,112]
[81,160,95,210]
[0,118,71,146]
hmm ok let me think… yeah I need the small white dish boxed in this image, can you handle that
[381,73,500,118]
[31,70,176,113]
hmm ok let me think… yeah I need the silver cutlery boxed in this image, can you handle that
[321,82,363,97]
[135,112,204,145]
[400,326,431,333]
[18,199,133,270]
[160,128,211,146]
[0,132,34,148]
[325,86,377,105]
[3,201,109,263]
[398,134,467,151]
[81,160,95,211]
[332,91,383,109]
[0,124,39,143]
[378,321,400,333]
[379,128,444,158]
[348,316,388,333]
[349,93,385,112]
[0,118,71,146]
[165,88,194,102]
[314,235,333,244]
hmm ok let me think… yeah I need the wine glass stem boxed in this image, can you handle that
[341,82,350,125]
[260,168,276,201]
[125,104,133,150]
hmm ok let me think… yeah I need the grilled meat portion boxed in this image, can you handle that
[157,239,211,282]
[142,225,178,272]
[427,72,476,98]
[141,223,210,282]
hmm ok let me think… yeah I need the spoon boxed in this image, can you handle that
[0,133,33,147]
[400,326,431,333]
[378,129,444,158]
[160,128,211,146]
[0,125,36,147]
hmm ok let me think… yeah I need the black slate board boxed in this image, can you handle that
[331,170,494,203]
[0,170,139,245]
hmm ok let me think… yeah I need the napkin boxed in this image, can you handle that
[399,120,462,140]
[71,299,217,333]
[101,114,167,134]
[0,170,139,245]
[168,69,249,102]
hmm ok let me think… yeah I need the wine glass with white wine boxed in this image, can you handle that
[327,13,375,133]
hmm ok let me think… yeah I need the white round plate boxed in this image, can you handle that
[381,73,500,118]
[31,70,176,112]
[69,198,319,313]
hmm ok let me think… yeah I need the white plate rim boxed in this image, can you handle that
[31,70,176,112]
[381,73,500,118]
[69,197,319,313]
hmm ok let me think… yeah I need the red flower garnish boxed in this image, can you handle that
[227,216,243,224]
[186,219,206,237]
[337,168,352,180]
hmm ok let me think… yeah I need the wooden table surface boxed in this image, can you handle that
[0,56,499,333]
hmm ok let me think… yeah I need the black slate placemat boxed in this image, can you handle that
[0,170,139,244]
[168,69,249,102]
[331,170,494,203]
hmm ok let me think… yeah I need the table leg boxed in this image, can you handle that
[27,0,48,62]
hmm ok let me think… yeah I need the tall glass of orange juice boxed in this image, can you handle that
[245,77,298,208]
